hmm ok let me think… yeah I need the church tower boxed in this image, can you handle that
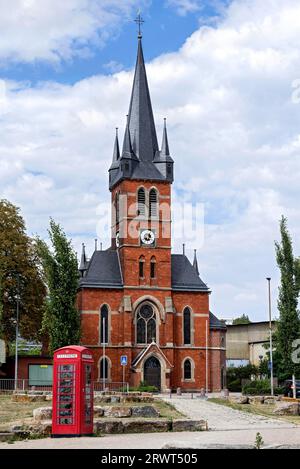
[78,28,226,393]
[109,34,174,291]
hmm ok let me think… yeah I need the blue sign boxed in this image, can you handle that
[121,355,128,366]
[268,361,272,371]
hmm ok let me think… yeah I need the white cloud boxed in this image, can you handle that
[0,0,147,64]
[1,0,300,321]
[166,0,203,16]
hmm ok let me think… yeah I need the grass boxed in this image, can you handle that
[0,395,183,432]
[0,395,47,432]
[95,399,183,419]
[209,397,300,425]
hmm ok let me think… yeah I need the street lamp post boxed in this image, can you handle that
[14,273,20,391]
[266,277,274,396]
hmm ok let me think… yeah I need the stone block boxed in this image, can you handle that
[122,419,170,433]
[249,396,265,405]
[131,406,160,418]
[94,406,105,417]
[110,396,120,403]
[273,402,300,416]
[229,396,249,404]
[33,407,52,421]
[0,433,14,442]
[12,394,46,403]
[94,420,124,434]
[264,396,276,405]
[94,396,111,404]
[104,406,132,418]
[172,419,208,432]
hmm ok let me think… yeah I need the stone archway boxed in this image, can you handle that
[144,356,161,390]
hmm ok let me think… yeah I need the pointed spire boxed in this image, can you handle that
[79,243,87,276]
[109,128,121,173]
[127,36,159,161]
[193,249,200,276]
[121,115,136,159]
[113,128,120,161]
[161,118,170,157]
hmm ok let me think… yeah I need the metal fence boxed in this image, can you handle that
[0,379,129,395]
[0,379,52,394]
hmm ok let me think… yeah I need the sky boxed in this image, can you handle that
[1,0,300,322]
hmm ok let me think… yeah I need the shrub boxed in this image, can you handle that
[242,380,284,396]
[228,379,242,392]
[129,381,158,393]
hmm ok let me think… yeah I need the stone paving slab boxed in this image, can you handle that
[162,396,298,431]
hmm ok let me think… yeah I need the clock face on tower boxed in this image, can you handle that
[140,229,155,246]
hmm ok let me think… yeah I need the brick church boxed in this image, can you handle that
[77,32,226,392]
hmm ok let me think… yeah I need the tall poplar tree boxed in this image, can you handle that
[36,219,80,354]
[275,216,300,381]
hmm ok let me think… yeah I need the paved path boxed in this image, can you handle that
[1,427,300,449]
[162,396,298,431]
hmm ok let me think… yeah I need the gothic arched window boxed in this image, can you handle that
[183,307,191,345]
[100,305,109,344]
[136,304,156,344]
[149,188,158,218]
[184,359,192,380]
[137,188,146,216]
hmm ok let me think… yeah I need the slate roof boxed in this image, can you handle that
[79,251,226,329]
[209,312,227,330]
[79,251,209,292]
[128,38,159,162]
[171,255,209,292]
[79,250,123,289]
[109,37,174,189]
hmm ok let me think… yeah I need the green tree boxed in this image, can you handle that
[36,219,80,354]
[275,216,300,381]
[232,314,251,325]
[0,200,46,344]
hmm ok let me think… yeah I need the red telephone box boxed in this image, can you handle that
[52,346,94,437]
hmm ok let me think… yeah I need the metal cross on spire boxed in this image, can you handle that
[134,11,144,38]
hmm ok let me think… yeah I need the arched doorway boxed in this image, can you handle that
[144,356,161,390]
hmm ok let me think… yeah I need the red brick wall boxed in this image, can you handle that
[79,286,226,391]
[78,177,226,391]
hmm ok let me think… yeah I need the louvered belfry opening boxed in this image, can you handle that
[139,256,145,278]
[150,257,156,279]
[137,188,146,216]
[149,188,158,218]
